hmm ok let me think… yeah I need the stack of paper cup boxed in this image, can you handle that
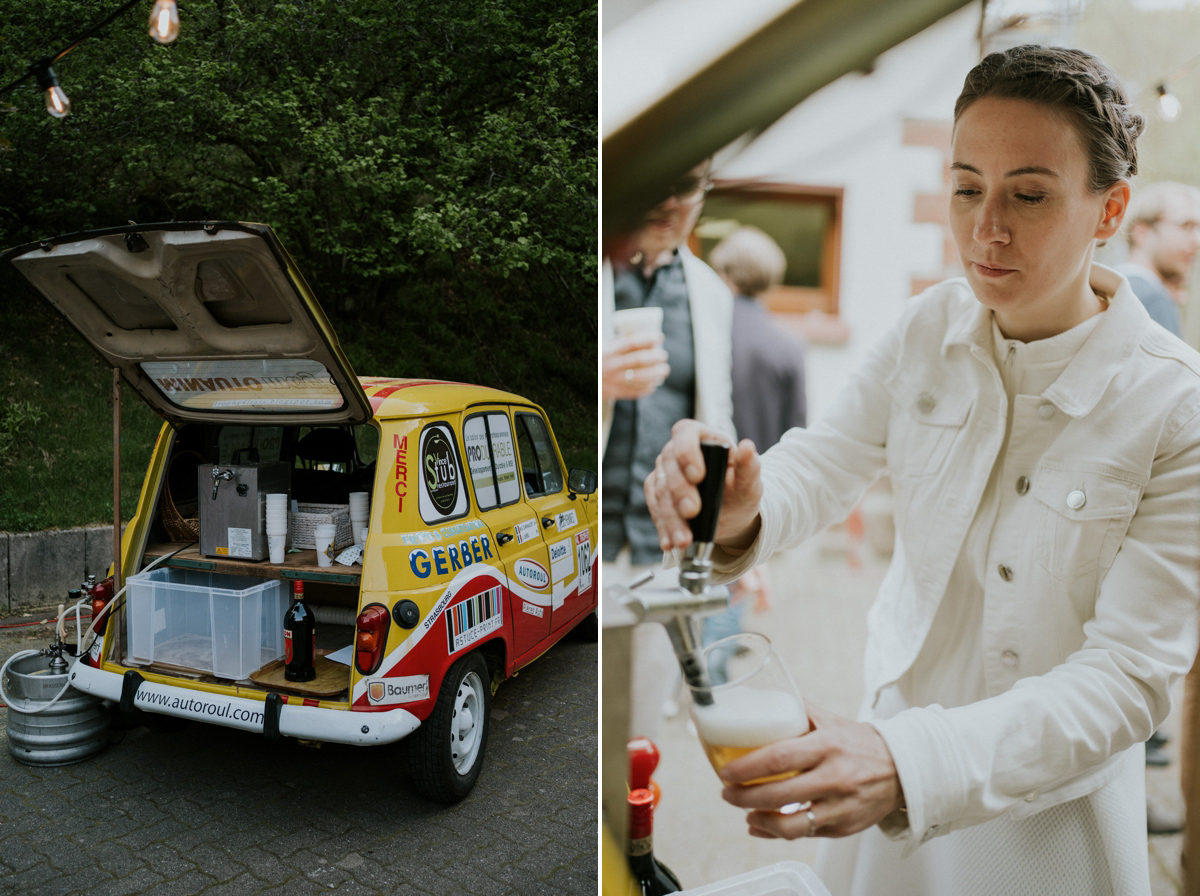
[348,491,369,545]
[314,523,336,568]
[265,493,288,563]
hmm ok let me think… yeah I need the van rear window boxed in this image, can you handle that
[141,359,346,414]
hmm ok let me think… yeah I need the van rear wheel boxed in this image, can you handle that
[410,652,491,803]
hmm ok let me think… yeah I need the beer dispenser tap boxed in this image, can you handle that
[622,442,730,705]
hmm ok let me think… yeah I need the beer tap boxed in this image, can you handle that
[621,442,730,705]
[211,467,234,500]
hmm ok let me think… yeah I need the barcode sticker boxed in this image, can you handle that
[446,585,503,653]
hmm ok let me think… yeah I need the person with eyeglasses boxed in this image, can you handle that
[601,157,736,742]
[1116,181,1200,339]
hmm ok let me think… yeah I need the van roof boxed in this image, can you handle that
[360,377,533,419]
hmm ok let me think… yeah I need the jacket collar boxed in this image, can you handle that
[943,263,1150,417]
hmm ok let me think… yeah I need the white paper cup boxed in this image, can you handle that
[358,526,368,546]
[268,534,286,563]
[266,523,288,537]
[613,306,664,341]
[266,493,288,507]
[348,491,369,508]
[314,523,336,568]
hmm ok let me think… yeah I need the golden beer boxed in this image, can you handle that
[691,685,808,785]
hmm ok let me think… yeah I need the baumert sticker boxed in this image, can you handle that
[556,509,578,530]
[366,675,430,705]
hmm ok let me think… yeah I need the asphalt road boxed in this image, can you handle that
[0,614,597,896]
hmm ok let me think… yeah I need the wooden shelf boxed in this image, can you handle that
[142,543,361,586]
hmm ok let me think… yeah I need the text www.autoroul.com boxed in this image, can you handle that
[139,691,263,724]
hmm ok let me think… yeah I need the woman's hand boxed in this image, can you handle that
[719,704,905,840]
[643,419,764,552]
[602,333,669,401]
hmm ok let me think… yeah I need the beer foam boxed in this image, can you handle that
[692,687,808,748]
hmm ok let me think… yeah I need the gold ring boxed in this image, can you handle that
[805,809,817,837]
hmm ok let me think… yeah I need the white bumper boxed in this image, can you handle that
[69,661,421,746]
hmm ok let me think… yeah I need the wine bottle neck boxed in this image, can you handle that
[627,835,654,858]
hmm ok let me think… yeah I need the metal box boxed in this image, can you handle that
[198,462,291,560]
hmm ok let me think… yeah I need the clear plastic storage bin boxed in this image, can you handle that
[126,568,287,680]
[678,862,832,896]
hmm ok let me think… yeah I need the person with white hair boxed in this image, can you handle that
[710,225,808,451]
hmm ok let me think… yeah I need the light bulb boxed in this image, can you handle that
[44,85,70,118]
[1157,84,1182,122]
[148,0,180,44]
[31,60,69,119]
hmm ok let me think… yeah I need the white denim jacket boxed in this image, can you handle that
[713,265,1200,855]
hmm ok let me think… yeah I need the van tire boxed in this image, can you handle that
[410,651,491,803]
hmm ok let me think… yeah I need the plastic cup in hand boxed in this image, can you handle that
[613,306,664,342]
[314,523,336,568]
[688,632,809,785]
[268,534,286,564]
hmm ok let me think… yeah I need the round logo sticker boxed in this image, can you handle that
[423,428,459,513]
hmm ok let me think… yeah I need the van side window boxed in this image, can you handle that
[463,413,521,511]
[514,413,563,497]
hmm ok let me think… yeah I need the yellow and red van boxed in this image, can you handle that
[4,221,597,802]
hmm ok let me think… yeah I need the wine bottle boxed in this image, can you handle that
[284,578,316,682]
[627,788,681,895]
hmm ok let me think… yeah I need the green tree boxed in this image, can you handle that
[0,0,596,529]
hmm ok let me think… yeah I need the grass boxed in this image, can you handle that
[0,283,596,533]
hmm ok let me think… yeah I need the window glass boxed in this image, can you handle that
[515,413,563,496]
[463,413,521,510]
[141,358,346,413]
[217,426,283,464]
[418,422,469,523]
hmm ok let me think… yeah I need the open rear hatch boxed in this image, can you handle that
[4,221,371,427]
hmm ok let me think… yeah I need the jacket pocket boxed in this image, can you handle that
[884,372,973,479]
[1031,463,1143,582]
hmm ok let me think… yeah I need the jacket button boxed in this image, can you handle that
[1024,790,1039,802]
[1038,404,1056,419]
[998,564,1014,582]
[1067,489,1086,510]
[1002,650,1018,667]
[921,825,940,843]
[916,392,936,414]
[1015,475,1030,495]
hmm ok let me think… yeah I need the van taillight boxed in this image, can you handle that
[90,576,116,635]
[355,604,391,675]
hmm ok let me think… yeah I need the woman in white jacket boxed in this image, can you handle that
[645,45,1200,896]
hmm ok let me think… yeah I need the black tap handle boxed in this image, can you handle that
[688,442,729,544]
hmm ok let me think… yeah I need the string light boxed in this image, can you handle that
[1156,84,1182,122]
[0,0,181,119]
[31,59,70,119]
[148,0,180,45]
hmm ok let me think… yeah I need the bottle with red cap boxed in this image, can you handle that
[284,578,316,682]
[626,736,680,894]
[627,788,681,894]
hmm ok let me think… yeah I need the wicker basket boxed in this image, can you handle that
[161,451,204,543]
[289,503,354,552]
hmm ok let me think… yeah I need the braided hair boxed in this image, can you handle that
[954,45,1145,193]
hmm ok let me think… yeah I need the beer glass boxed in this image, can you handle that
[689,631,808,785]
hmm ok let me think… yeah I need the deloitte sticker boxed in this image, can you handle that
[423,428,459,513]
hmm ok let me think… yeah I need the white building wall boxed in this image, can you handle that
[715,4,982,422]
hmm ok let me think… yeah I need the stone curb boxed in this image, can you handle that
[0,525,124,613]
